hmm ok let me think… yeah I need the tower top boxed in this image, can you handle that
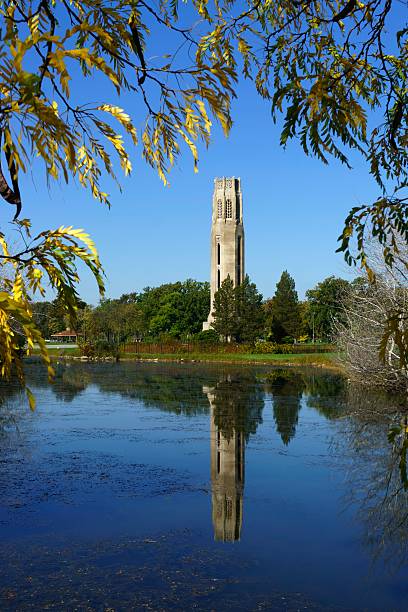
[214,177,241,191]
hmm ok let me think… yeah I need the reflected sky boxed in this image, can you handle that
[0,362,407,610]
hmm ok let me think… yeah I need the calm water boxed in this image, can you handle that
[0,362,408,611]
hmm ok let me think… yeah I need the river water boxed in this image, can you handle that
[0,361,407,611]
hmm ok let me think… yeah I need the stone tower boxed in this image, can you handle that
[203,177,245,330]
[204,383,245,542]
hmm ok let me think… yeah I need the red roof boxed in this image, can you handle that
[50,330,81,337]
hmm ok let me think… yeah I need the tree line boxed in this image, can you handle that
[33,272,353,345]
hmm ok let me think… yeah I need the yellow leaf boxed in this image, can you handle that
[26,387,36,411]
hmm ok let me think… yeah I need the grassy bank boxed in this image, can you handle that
[30,347,341,369]
[121,351,340,368]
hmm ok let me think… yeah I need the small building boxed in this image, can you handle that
[50,329,81,343]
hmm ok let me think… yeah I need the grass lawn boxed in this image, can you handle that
[30,348,340,369]
[120,351,341,367]
[32,347,81,357]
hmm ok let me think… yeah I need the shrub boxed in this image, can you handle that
[278,344,293,354]
[94,339,120,359]
[253,341,278,353]
[78,339,119,359]
[194,329,219,344]
[253,341,294,354]
[77,339,95,358]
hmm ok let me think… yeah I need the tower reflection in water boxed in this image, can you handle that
[203,373,264,542]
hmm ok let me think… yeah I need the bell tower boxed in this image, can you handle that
[203,177,245,330]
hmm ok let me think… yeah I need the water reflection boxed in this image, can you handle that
[204,374,264,542]
[206,384,244,542]
[333,386,408,569]
[265,370,303,445]
[2,362,408,567]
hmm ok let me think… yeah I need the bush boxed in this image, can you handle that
[78,339,119,359]
[77,339,95,357]
[253,341,294,354]
[193,329,219,344]
[278,344,293,354]
[94,339,120,358]
[253,341,278,353]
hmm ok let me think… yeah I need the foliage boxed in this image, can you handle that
[212,274,264,342]
[77,339,96,358]
[178,0,405,273]
[265,271,302,342]
[234,275,265,342]
[32,296,88,338]
[253,341,293,354]
[193,329,220,344]
[142,280,210,339]
[52,279,210,344]
[251,341,335,354]
[0,220,103,408]
[0,0,236,199]
[211,275,236,340]
[82,299,144,344]
[78,337,119,359]
[305,276,351,341]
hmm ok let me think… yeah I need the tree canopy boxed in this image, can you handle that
[59,279,210,344]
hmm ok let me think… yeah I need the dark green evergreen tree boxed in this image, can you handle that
[211,275,236,341]
[267,271,301,342]
[235,275,264,343]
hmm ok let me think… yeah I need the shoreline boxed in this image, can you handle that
[28,350,343,372]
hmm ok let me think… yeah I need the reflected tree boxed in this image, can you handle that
[0,380,24,435]
[265,370,304,445]
[304,372,347,420]
[336,386,408,569]
[51,366,91,403]
[83,362,226,416]
[209,373,264,442]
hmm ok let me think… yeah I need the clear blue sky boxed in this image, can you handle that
[16,9,395,305]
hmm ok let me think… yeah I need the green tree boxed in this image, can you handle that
[136,280,210,339]
[235,275,264,343]
[305,276,351,341]
[212,276,236,341]
[212,275,263,342]
[178,280,211,338]
[32,297,88,338]
[266,271,301,342]
[31,301,59,339]
[83,298,144,344]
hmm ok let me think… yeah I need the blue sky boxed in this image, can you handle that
[15,5,399,305]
